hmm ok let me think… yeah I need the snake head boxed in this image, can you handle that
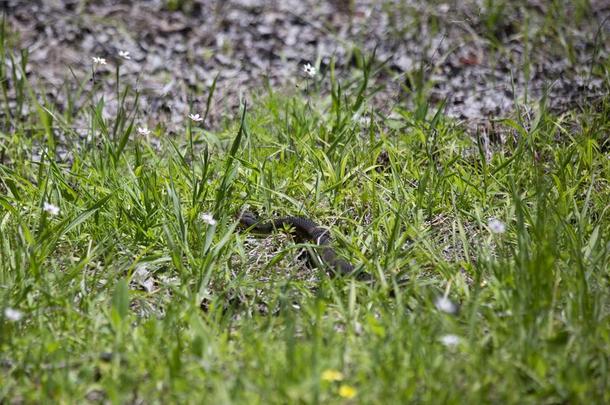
[238,211,259,228]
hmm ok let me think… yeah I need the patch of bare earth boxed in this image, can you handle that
[3,0,608,131]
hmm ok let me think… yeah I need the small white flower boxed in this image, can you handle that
[137,127,151,136]
[439,334,461,347]
[189,113,203,122]
[4,307,23,322]
[434,296,459,314]
[488,218,506,234]
[118,50,131,60]
[92,56,107,65]
[438,3,450,13]
[43,202,60,216]
[200,212,217,226]
[303,63,316,78]
[358,115,371,126]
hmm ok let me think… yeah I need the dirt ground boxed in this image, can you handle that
[3,0,609,131]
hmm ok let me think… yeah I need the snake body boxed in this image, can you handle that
[239,212,355,275]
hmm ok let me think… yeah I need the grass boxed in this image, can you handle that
[1,4,610,404]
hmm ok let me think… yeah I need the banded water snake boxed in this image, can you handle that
[238,211,356,276]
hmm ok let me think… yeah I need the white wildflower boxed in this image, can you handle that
[137,127,151,136]
[200,212,217,226]
[438,3,450,13]
[439,334,461,347]
[118,50,131,60]
[434,296,459,314]
[92,56,107,65]
[358,115,371,126]
[43,202,60,216]
[303,63,316,78]
[488,218,506,234]
[4,307,23,322]
[189,113,203,122]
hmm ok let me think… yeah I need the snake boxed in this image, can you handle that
[238,211,357,276]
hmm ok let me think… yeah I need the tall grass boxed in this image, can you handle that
[1,10,609,404]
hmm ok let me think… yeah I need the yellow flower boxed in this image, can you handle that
[338,385,357,399]
[321,369,344,382]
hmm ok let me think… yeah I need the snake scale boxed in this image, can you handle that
[239,211,356,276]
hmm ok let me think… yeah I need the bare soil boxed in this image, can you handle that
[3,0,609,130]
